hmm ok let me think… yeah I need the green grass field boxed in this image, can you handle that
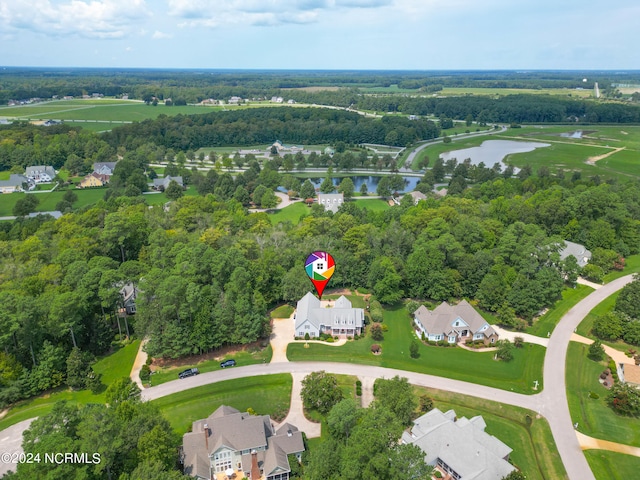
[418,387,568,480]
[359,85,593,98]
[0,340,140,431]
[604,254,640,283]
[566,342,640,447]
[352,198,391,211]
[584,450,640,480]
[527,285,594,337]
[151,374,292,435]
[271,304,294,318]
[287,304,545,394]
[268,202,310,225]
[149,345,272,387]
[0,188,107,216]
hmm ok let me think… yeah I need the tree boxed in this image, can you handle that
[582,264,604,283]
[370,323,383,341]
[376,176,392,197]
[368,256,404,304]
[13,194,39,216]
[409,339,420,358]
[501,471,526,480]
[615,276,640,320]
[373,376,417,426]
[300,179,316,199]
[320,176,335,193]
[301,371,344,415]
[496,339,514,362]
[62,189,78,204]
[260,188,278,209]
[337,177,355,200]
[105,377,141,406]
[66,347,93,390]
[164,180,184,201]
[359,182,368,196]
[592,312,625,341]
[608,382,640,416]
[419,395,434,413]
[588,339,605,361]
[327,398,360,441]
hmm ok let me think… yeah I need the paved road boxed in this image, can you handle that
[0,418,35,477]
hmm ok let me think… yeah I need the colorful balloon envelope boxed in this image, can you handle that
[305,251,335,299]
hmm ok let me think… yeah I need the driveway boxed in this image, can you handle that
[270,316,295,363]
[0,418,35,477]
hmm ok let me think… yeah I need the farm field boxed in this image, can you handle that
[565,342,640,447]
[418,386,568,480]
[287,304,545,394]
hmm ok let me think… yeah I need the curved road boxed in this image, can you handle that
[0,274,635,479]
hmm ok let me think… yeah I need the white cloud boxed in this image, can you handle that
[167,0,394,27]
[152,30,173,39]
[0,0,150,39]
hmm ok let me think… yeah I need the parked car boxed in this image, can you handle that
[178,367,199,379]
[220,359,236,368]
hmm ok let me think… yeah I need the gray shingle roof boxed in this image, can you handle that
[402,408,516,480]
[295,292,364,332]
[25,165,55,179]
[559,240,592,268]
[0,174,29,188]
[414,300,495,338]
[318,193,344,213]
[154,175,183,189]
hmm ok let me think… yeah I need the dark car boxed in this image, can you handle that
[220,359,236,368]
[178,367,199,379]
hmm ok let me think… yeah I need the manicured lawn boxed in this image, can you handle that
[0,340,140,431]
[604,254,640,283]
[287,305,545,394]
[352,198,391,211]
[268,202,309,225]
[566,342,640,447]
[149,345,273,386]
[151,374,292,435]
[271,304,294,318]
[584,450,640,480]
[527,284,594,337]
[0,188,108,216]
[323,293,366,308]
[143,186,199,206]
[417,387,568,480]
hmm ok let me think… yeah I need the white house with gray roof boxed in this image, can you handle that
[294,292,364,338]
[92,162,117,176]
[182,405,305,480]
[559,240,591,268]
[153,175,183,190]
[0,174,33,193]
[317,193,343,213]
[401,408,516,480]
[413,300,498,345]
[25,165,56,183]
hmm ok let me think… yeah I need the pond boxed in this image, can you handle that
[305,175,420,194]
[439,140,550,170]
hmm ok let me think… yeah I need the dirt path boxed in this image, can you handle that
[130,338,149,390]
[585,147,625,165]
[576,431,640,457]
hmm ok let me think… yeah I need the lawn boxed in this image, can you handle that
[268,202,309,225]
[271,304,294,318]
[150,374,292,435]
[416,386,568,480]
[584,450,640,480]
[143,186,199,206]
[352,198,391,211]
[149,345,272,386]
[0,188,108,216]
[527,284,594,337]
[287,304,545,394]
[604,254,640,283]
[566,342,640,447]
[0,340,140,431]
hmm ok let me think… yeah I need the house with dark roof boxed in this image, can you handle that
[153,175,183,191]
[401,408,517,480]
[413,300,498,345]
[559,240,592,268]
[92,162,117,177]
[294,292,364,338]
[182,405,305,480]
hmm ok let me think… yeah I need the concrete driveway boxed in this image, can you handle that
[0,418,35,477]
[270,315,295,363]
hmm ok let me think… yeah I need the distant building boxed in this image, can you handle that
[559,241,591,268]
[93,162,118,177]
[294,292,364,338]
[0,174,32,194]
[25,165,56,183]
[228,96,242,104]
[409,191,427,204]
[28,211,63,219]
[153,175,183,190]
[182,405,305,480]
[317,193,343,213]
[271,96,284,103]
[401,408,517,480]
[413,300,498,345]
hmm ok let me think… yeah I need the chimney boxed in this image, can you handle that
[204,423,209,451]
[251,450,260,480]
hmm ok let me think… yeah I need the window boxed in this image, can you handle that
[214,451,232,473]
[305,325,310,329]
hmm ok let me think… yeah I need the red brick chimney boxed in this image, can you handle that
[251,450,260,480]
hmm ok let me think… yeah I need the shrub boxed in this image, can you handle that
[381,323,389,332]
[370,323,384,341]
[139,364,151,383]
[304,333,310,341]
[347,336,352,341]
[419,395,434,413]
[589,391,600,399]
[145,356,153,366]
[588,340,605,361]
[371,344,381,354]
[326,337,334,343]
[410,340,420,359]
[513,336,524,348]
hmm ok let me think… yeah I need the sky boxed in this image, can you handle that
[0,0,638,70]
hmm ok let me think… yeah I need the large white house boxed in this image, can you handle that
[182,405,305,480]
[317,193,343,213]
[294,292,364,338]
[402,408,517,480]
[413,300,498,345]
[25,165,55,183]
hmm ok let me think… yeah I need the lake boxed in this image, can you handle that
[439,140,550,169]
[305,175,420,193]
